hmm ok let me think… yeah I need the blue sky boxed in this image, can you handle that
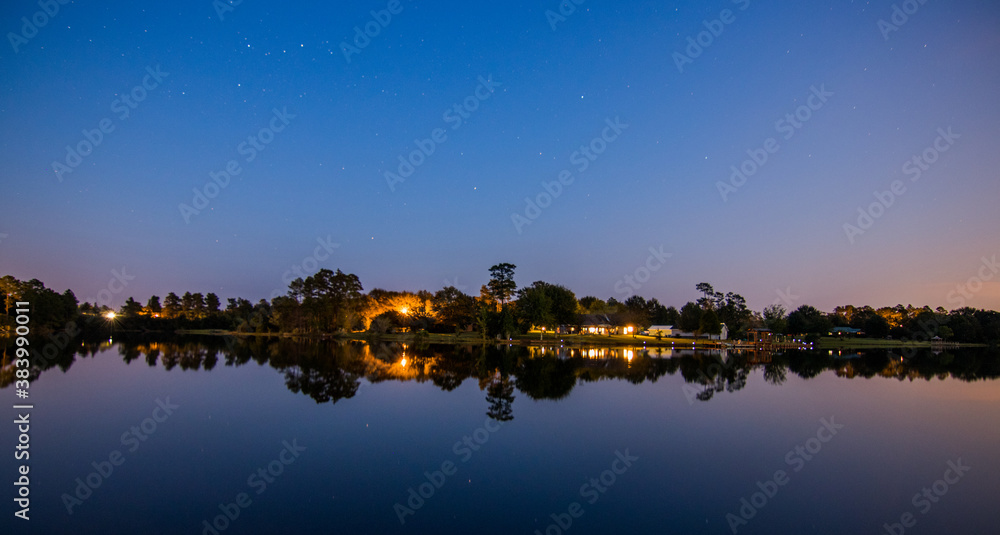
[2,0,998,311]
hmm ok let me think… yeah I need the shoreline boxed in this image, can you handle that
[162,330,985,350]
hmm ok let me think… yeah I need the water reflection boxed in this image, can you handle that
[3,336,999,419]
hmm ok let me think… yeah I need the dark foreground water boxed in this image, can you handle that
[3,337,999,534]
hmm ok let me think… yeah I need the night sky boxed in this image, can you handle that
[2,0,998,311]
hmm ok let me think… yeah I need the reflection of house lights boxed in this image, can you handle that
[400,358,408,367]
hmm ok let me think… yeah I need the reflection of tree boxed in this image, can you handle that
[268,339,366,404]
[120,344,143,364]
[622,351,675,384]
[432,371,464,391]
[785,351,828,379]
[514,356,578,400]
[284,366,361,404]
[763,362,787,385]
[678,353,749,402]
[486,373,515,421]
[6,335,1000,406]
[203,351,219,370]
[726,369,748,392]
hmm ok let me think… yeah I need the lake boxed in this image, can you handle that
[3,336,999,534]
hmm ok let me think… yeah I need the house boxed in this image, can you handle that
[829,327,863,336]
[648,324,727,339]
[573,313,635,335]
[747,328,773,346]
[648,325,696,337]
[648,325,682,337]
[709,324,729,341]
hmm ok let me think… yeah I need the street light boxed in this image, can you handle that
[105,311,117,337]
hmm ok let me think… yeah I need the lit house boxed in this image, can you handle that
[577,314,629,335]
[829,327,862,336]
[648,324,727,340]
[648,325,686,337]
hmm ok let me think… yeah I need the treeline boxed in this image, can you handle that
[2,265,999,344]
[769,303,1000,344]
[1,275,78,334]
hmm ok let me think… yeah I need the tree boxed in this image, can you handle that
[515,283,553,329]
[762,304,787,334]
[695,282,715,303]
[847,306,876,330]
[287,268,364,332]
[604,297,625,314]
[163,292,181,319]
[146,295,162,315]
[678,302,702,333]
[180,292,195,318]
[644,298,669,325]
[947,309,981,342]
[496,306,518,339]
[578,296,605,314]
[269,295,303,332]
[476,305,492,342]
[546,284,579,326]
[936,325,954,340]
[477,284,499,311]
[206,293,221,314]
[121,297,143,316]
[0,276,77,332]
[249,299,273,333]
[834,305,857,324]
[515,281,576,330]
[487,263,517,305]
[1,275,21,316]
[716,292,751,336]
[433,286,477,331]
[190,293,206,319]
[624,295,659,330]
[699,308,721,338]
[658,305,680,326]
[787,305,832,335]
[977,310,1000,342]
[61,289,78,322]
[695,282,725,310]
[863,314,890,338]
[226,297,253,316]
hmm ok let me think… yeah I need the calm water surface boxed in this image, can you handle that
[3,337,999,534]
